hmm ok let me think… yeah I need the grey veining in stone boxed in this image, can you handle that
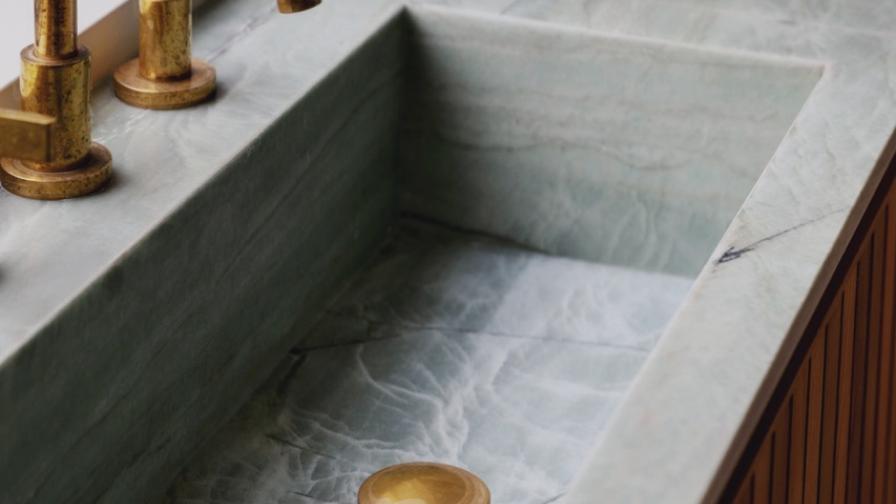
[156,16,815,500]
[163,221,692,504]
[0,6,405,504]
[310,221,690,351]
[401,8,822,276]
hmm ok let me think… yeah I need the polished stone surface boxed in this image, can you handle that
[0,7,405,504]
[163,221,692,504]
[0,0,895,502]
[401,8,821,276]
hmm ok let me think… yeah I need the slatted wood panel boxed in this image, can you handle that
[721,166,896,503]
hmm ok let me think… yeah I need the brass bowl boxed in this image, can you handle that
[358,462,490,504]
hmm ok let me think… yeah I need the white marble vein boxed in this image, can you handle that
[164,222,692,504]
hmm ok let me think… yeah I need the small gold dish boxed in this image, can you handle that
[358,462,490,504]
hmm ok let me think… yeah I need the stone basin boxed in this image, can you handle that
[155,6,822,503]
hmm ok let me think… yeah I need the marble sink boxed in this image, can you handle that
[0,2,829,503]
[155,6,822,504]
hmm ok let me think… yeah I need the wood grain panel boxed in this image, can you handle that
[804,335,825,502]
[818,296,842,504]
[886,202,896,503]
[720,161,896,503]
[771,400,791,504]
[735,477,753,504]
[755,438,772,503]
[847,237,872,503]
[872,203,893,504]
[834,264,857,504]
[789,363,808,503]
[859,218,885,502]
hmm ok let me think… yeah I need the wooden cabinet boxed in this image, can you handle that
[722,166,896,503]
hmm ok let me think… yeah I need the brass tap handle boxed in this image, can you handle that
[0,0,112,200]
[114,0,323,110]
[0,110,55,163]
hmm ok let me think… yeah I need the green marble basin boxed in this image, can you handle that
[160,6,822,504]
[0,3,823,504]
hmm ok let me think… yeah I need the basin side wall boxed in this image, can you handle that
[398,7,822,277]
[0,15,405,504]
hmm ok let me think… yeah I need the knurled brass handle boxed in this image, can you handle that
[358,463,491,504]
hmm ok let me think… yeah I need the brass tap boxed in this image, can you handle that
[114,0,322,110]
[0,0,112,200]
[278,0,322,13]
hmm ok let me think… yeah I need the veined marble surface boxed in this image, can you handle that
[401,8,820,276]
[0,0,894,503]
[164,221,693,504]
[0,4,405,503]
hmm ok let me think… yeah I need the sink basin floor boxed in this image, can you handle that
[163,219,693,503]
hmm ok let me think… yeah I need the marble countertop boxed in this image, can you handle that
[1,0,895,503]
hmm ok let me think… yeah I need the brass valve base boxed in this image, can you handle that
[113,58,216,110]
[358,462,490,504]
[0,143,112,200]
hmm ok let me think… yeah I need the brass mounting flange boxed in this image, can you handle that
[114,0,216,110]
[114,58,216,110]
[1,143,112,200]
